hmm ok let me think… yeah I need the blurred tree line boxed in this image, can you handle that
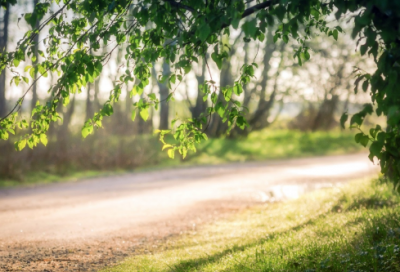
[0,1,370,181]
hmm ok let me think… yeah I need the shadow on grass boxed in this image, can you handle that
[220,211,400,272]
[167,195,400,272]
[167,210,336,271]
[279,211,400,272]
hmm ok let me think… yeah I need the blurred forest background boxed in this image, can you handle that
[0,1,380,185]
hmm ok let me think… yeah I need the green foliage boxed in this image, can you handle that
[1,0,400,186]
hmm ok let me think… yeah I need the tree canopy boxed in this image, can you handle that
[1,0,400,188]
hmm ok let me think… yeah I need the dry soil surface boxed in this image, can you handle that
[0,153,378,271]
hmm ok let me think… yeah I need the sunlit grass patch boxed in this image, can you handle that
[0,170,123,188]
[103,179,400,272]
[183,129,362,165]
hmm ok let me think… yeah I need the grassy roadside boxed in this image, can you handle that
[0,170,126,188]
[1,130,364,188]
[186,129,363,164]
[103,178,400,272]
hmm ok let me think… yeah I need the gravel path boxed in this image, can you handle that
[0,154,378,271]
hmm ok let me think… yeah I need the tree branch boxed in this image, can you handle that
[242,0,276,18]
[164,0,195,13]
[221,0,278,29]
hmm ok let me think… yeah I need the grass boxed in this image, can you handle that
[187,129,362,164]
[102,178,400,272]
[0,170,124,188]
[0,129,364,188]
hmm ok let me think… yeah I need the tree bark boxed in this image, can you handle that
[207,35,241,137]
[31,0,40,111]
[59,96,76,137]
[234,31,284,136]
[0,3,9,118]
[158,60,170,130]
[191,56,208,119]
[311,53,350,131]
[85,82,94,120]
[247,39,284,131]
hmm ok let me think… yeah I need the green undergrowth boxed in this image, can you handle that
[0,170,123,188]
[1,129,363,188]
[188,129,362,164]
[103,178,400,272]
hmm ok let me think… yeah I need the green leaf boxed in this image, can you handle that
[275,5,286,21]
[211,52,222,70]
[101,104,113,116]
[233,84,242,95]
[27,138,34,149]
[0,130,8,140]
[355,133,369,147]
[236,116,248,130]
[40,134,48,146]
[224,87,233,101]
[335,26,343,32]
[332,29,338,41]
[369,141,383,161]
[131,109,136,121]
[140,106,149,121]
[360,135,369,147]
[303,50,310,61]
[17,139,27,151]
[148,93,157,101]
[216,102,225,118]
[170,74,176,84]
[29,67,35,78]
[211,93,217,104]
[362,80,369,92]
[13,59,20,67]
[242,19,258,39]
[350,114,363,127]
[232,16,240,30]
[162,144,172,151]
[198,24,211,43]
[360,44,368,56]
[310,8,319,20]
[81,125,93,138]
[266,13,274,26]
[340,112,348,129]
[257,32,265,42]
[167,148,175,159]
[14,77,20,86]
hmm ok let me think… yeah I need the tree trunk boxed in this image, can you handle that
[311,54,349,131]
[247,40,285,131]
[55,96,76,174]
[158,60,170,130]
[85,82,94,120]
[234,31,283,136]
[191,56,208,119]
[0,3,9,118]
[311,94,339,131]
[59,96,76,137]
[242,39,253,109]
[31,0,40,111]
[207,58,233,137]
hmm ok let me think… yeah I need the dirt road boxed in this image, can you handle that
[0,154,378,271]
